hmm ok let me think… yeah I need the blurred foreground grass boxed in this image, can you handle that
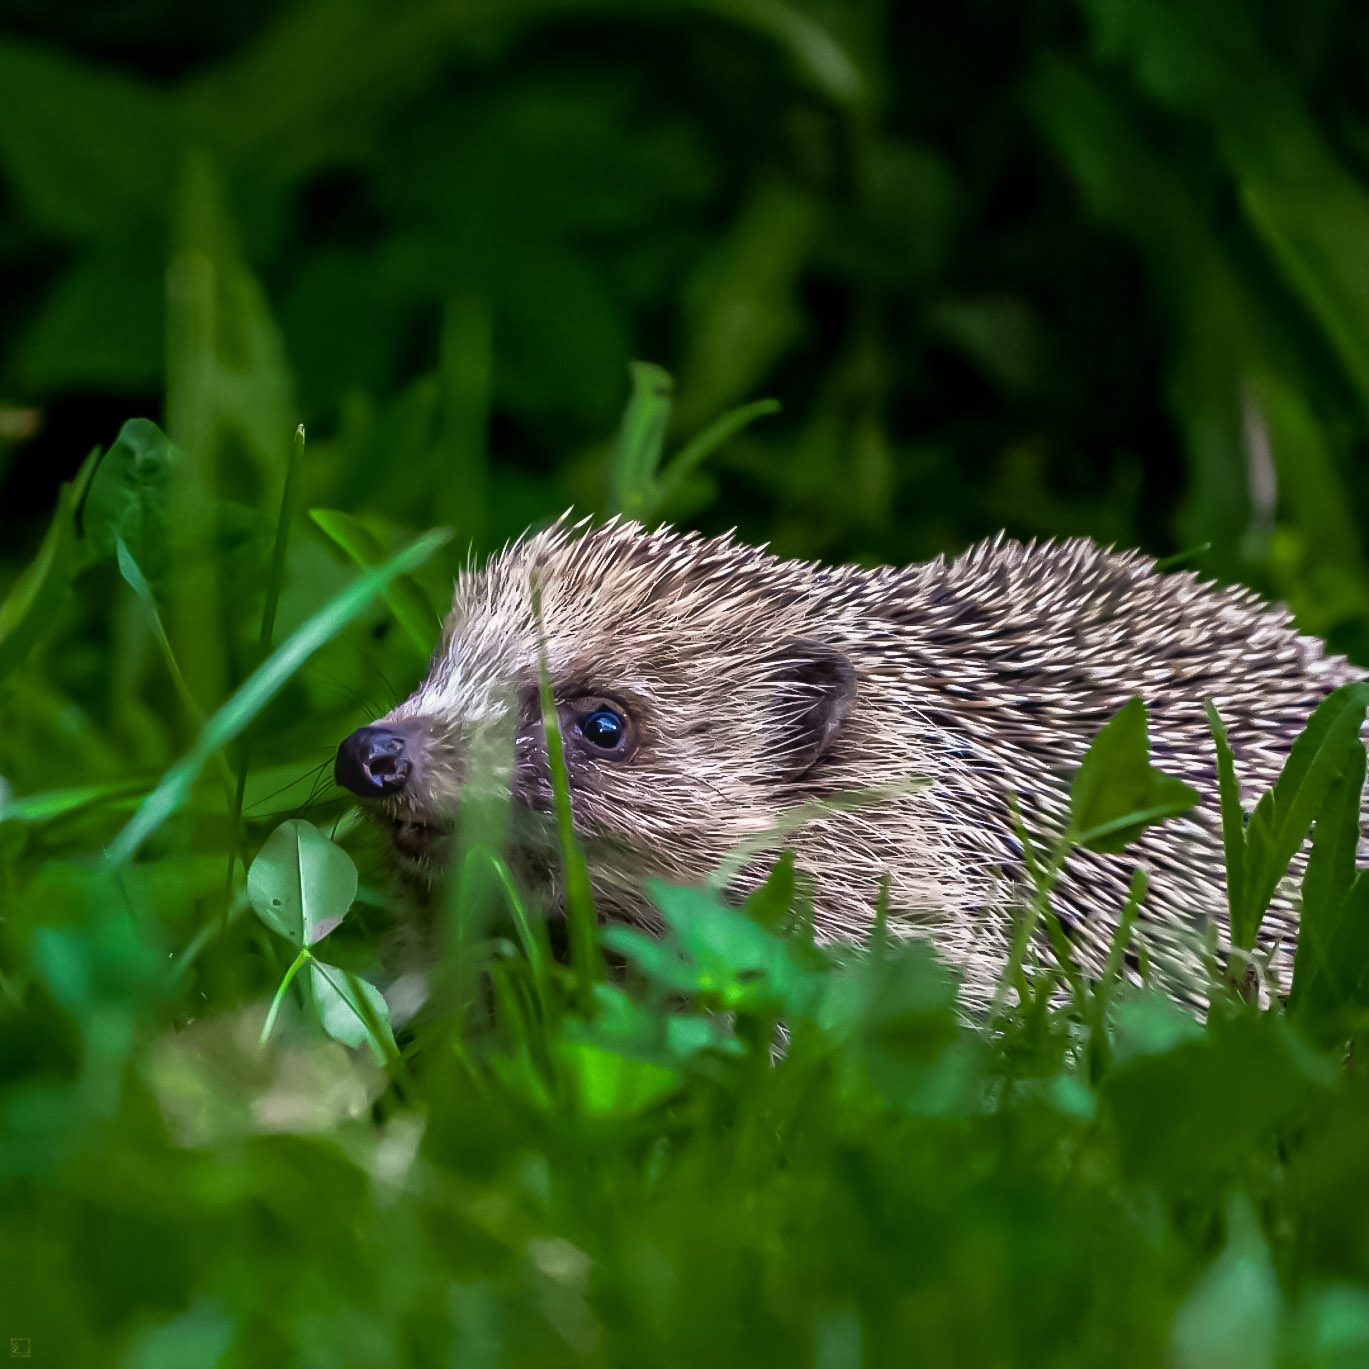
[6,389,1369,1367]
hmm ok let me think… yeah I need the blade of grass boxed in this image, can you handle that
[115,536,237,806]
[1088,867,1147,1081]
[654,397,780,508]
[1205,699,1248,947]
[225,425,307,907]
[532,583,602,1009]
[259,424,306,654]
[0,445,100,687]
[310,507,440,657]
[609,361,674,519]
[0,778,148,826]
[434,711,518,1041]
[1040,909,1089,1021]
[107,526,450,866]
[991,797,1065,1021]
[486,850,554,1014]
[115,537,202,724]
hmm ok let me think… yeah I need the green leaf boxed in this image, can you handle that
[82,418,179,578]
[600,924,698,994]
[309,962,395,1062]
[817,937,959,1054]
[1313,873,1369,1026]
[117,1299,237,1369]
[1069,698,1200,852]
[1086,867,1148,1082]
[247,819,358,948]
[106,526,450,865]
[555,1039,681,1119]
[1108,993,1205,1069]
[576,981,744,1061]
[644,880,820,1016]
[1288,738,1366,1019]
[744,851,796,929]
[1239,683,1369,947]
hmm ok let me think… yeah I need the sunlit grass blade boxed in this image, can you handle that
[106,527,450,866]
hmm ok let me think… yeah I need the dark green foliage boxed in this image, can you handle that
[1211,686,1369,952]
[5,0,1369,1363]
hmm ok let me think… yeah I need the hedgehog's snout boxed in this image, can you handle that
[335,724,412,798]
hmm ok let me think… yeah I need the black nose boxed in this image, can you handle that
[335,725,411,798]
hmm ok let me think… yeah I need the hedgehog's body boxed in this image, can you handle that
[335,522,1360,1010]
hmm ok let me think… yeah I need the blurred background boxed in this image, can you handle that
[3,0,1369,648]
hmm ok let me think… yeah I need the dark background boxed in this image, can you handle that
[2,0,1369,651]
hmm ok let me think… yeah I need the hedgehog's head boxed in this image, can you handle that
[333,520,859,913]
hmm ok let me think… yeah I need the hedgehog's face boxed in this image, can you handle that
[333,523,857,918]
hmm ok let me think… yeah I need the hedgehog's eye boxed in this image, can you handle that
[578,706,626,750]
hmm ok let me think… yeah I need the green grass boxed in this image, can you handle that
[5,392,1369,1368]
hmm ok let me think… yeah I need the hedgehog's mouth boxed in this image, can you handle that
[386,812,454,866]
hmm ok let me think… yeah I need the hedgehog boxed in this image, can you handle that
[333,519,1360,1011]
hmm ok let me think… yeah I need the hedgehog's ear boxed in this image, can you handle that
[767,638,856,779]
